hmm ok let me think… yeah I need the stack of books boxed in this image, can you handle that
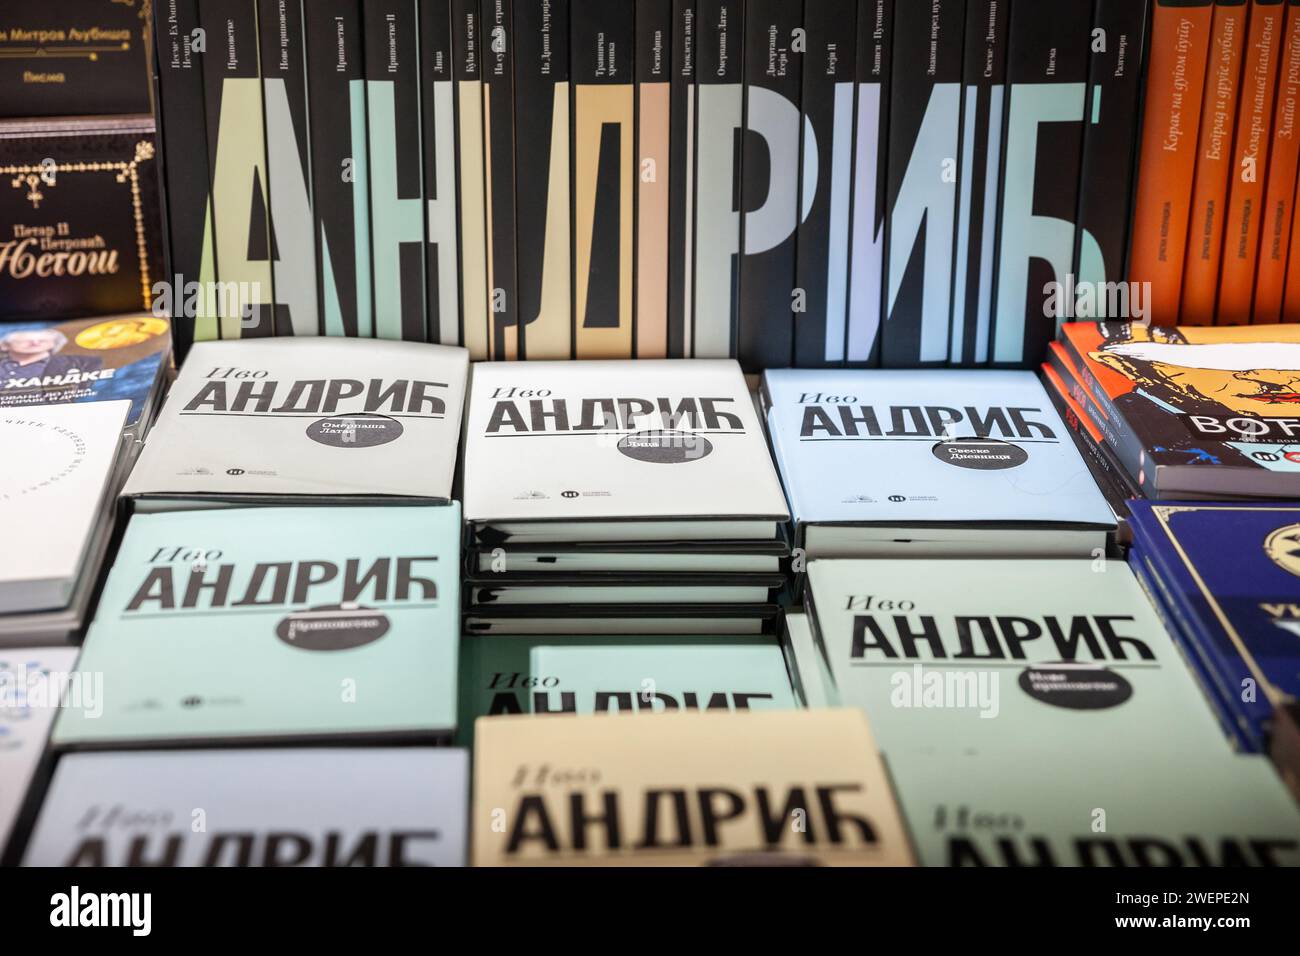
[1128,500,1300,795]
[461,360,790,634]
[0,317,171,646]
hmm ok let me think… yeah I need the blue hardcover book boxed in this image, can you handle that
[52,504,462,748]
[1128,501,1300,753]
[762,369,1116,558]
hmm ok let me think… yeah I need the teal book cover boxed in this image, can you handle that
[889,747,1300,867]
[807,558,1231,759]
[54,504,461,747]
[457,635,795,746]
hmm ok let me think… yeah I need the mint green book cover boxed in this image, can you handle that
[54,504,461,747]
[889,747,1300,867]
[807,558,1230,759]
[457,635,796,747]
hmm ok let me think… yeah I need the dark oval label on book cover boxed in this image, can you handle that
[275,604,390,651]
[306,413,404,448]
[932,438,1028,470]
[616,430,713,464]
[1018,665,1132,710]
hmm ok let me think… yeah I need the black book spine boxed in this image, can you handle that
[482,0,519,357]
[667,0,696,357]
[364,0,427,342]
[949,0,1010,366]
[154,0,216,354]
[303,0,371,338]
[881,0,963,367]
[259,0,319,336]
[514,0,573,359]
[198,0,276,338]
[736,0,803,371]
[844,0,893,367]
[420,0,461,345]
[794,0,858,368]
[1072,0,1150,288]
[692,0,744,358]
[635,0,673,358]
[571,0,635,358]
[453,0,491,357]
[990,0,1093,367]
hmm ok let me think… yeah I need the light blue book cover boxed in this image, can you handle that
[53,504,461,747]
[764,369,1113,531]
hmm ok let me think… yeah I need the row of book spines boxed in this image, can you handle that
[1130,0,1300,326]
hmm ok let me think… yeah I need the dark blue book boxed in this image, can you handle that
[1128,501,1300,753]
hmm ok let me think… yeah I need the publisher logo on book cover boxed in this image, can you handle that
[1264,523,1300,579]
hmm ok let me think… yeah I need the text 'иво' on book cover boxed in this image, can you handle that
[1128,0,1214,324]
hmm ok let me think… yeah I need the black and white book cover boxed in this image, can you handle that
[949,0,1010,366]
[304,0,372,338]
[483,0,520,358]
[463,360,789,537]
[0,401,129,615]
[123,338,468,503]
[667,0,697,358]
[259,0,320,336]
[736,0,802,370]
[514,0,573,359]
[420,0,462,346]
[22,748,468,866]
[365,0,429,342]
[692,0,744,359]
[881,0,962,367]
[794,0,857,367]
[198,0,276,338]
[990,0,1094,367]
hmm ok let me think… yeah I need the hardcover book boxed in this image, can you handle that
[1253,0,1300,323]
[454,0,492,358]
[52,504,461,748]
[1128,501,1300,750]
[304,0,373,338]
[467,572,782,605]
[260,0,320,336]
[0,400,130,616]
[465,606,776,635]
[22,748,468,866]
[0,647,79,860]
[1058,321,1300,498]
[889,746,1300,866]
[735,0,801,370]
[472,708,915,865]
[666,0,696,358]
[762,368,1115,556]
[123,337,468,504]
[421,0,462,345]
[514,0,573,359]
[482,0,520,357]
[365,0,429,342]
[1128,0,1214,324]
[783,610,837,708]
[793,0,857,367]
[635,0,672,358]
[571,0,635,358]
[882,0,963,367]
[806,557,1232,758]
[462,359,789,541]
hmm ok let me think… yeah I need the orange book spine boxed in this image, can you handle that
[1217,0,1287,323]
[1129,0,1216,323]
[1254,0,1300,320]
[1181,1,1250,325]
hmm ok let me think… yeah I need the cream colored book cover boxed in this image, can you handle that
[473,708,915,866]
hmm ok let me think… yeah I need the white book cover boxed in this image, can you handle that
[0,647,79,855]
[124,338,469,502]
[764,369,1114,530]
[0,400,129,614]
[22,748,468,866]
[463,360,788,524]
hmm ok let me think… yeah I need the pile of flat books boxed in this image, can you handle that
[1127,501,1300,797]
[761,368,1117,561]
[1041,321,1300,503]
[0,316,171,646]
[461,360,790,635]
[788,557,1300,865]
